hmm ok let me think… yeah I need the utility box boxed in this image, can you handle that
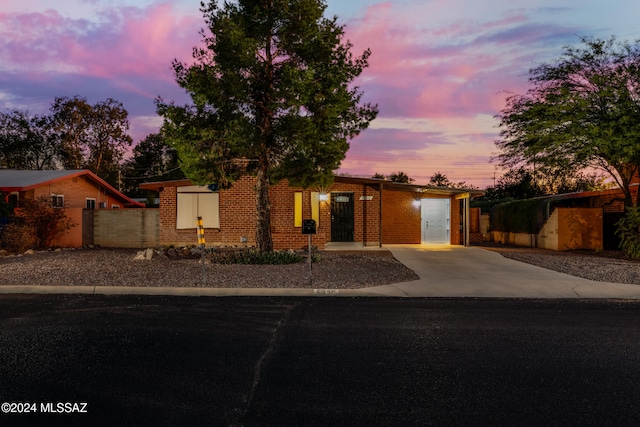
[302,219,317,235]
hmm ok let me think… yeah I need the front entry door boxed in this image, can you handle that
[331,192,354,242]
[421,199,450,244]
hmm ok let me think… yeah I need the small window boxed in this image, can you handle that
[111,205,120,209]
[51,194,64,208]
[294,192,302,227]
[86,198,96,209]
[311,192,320,225]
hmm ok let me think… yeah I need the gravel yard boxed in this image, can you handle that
[0,248,418,289]
[3,244,640,289]
[481,244,640,285]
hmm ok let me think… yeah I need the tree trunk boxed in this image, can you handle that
[255,159,273,252]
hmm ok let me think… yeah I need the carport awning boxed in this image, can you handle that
[333,176,484,197]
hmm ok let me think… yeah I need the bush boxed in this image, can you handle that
[616,206,640,259]
[0,196,75,252]
[208,248,304,265]
[0,224,34,253]
[490,198,550,233]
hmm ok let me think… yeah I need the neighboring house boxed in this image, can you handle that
[0,169,144,247]
[139,175,484,250]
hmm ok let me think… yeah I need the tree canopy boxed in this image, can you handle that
[52,96,132,186]
[429,172,475,189]
[0,110,58,170]
[372,172,414,183]
[495,36,640,207]
[121,133,185,199]
[0,96,133,189]
[157,0,378,251]
[482,167,610,202]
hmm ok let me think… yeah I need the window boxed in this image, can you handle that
[294,192,320,227]
[51,194,64,208]
[294,192,303,227]
[86,198,96,209]
[8,193,18,207]
[111,205,120,209]
[311,192,320,225]
[176,186,220,229]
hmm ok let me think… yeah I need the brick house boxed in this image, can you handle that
[0,169,144,247]
[139,175,483,250]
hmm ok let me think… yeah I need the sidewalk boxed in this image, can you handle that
[2,245,640,299]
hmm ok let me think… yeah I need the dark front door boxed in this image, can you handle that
[331,192,354,242]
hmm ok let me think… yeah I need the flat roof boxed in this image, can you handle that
[140,175,484,197]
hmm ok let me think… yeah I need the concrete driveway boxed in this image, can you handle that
[358,245,640,299]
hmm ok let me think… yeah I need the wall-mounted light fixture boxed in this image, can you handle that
[318,193,329,202]
[413,189,423,208]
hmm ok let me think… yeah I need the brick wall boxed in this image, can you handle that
[157,178,385,249]
[156,176,467,248]
[381,190,420,244]
[324,182,381,245]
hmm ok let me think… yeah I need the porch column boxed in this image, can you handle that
[465,194,470,247]
[379,182,383,247]
[455,192,471,247]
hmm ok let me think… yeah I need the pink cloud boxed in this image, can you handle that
[343,2,574,122]
[0,4,201,86]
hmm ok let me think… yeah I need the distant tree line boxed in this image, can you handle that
[372,171,476,188]
[0,96,183,196]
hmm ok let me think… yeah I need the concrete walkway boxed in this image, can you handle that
[2,245,640,299]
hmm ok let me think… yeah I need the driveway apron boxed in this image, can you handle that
[378,245,640,299]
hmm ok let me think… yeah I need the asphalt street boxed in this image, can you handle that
[1,295,640,426]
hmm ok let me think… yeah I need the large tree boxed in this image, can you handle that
[157,0,378,251]
[122,133,185,198]
[495,36,640,208]
[51,96,132,187]
[0,110,59,170]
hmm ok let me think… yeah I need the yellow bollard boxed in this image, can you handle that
[196,216,206,284]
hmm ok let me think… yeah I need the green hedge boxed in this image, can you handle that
[490,198,551,233]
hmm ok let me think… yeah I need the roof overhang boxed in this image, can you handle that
[0,169,144,208]
[139,176,485,198]
[333,176,485,197]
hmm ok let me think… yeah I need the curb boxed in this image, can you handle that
[0,285,387,298]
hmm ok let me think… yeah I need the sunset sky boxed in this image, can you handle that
[2,0,639,188]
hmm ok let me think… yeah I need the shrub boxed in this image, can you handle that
[1,224,34,253]
[616,206,640,259]
[209,248,303,265]
[490,198,550,233]
[1,196,75,251]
